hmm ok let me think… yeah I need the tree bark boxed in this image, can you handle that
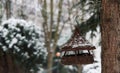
[47,51,54,73]
[0,50,27,73]
[0,52,15,73]
[5,0,11,19]
[77,65,83,73]
[101,0,120,73]
[47,0,54,72]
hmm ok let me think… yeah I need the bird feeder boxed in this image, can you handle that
[61,26,96,65]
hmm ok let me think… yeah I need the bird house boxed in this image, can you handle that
[61,27,96,65]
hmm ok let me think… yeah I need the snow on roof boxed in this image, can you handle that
[61,27,95,51]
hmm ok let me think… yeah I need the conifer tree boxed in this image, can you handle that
[0,19,47,73]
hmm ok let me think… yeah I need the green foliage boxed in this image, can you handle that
[78,11,100,35]
[0,19,47,72]
[73,0,101,36]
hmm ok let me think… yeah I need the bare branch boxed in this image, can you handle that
[52,0,63,49]
[41,0,50,51]
[48,0,54,45]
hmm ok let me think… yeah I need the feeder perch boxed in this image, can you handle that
[61,26,96,65]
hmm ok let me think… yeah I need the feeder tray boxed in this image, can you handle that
[61,26,96,65]
[61,53,94,65]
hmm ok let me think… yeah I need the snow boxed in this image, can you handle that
[24,52,30,58]
[83,63,101,73]
[83,26,101,73]
[2,28,9,37]
[0,26,2,31]
[2,46,7,51]
[9,37,18,48]
[67,65,75,70]
[13,46,20,52]
[72,43,93,48]
[57,24,72,46]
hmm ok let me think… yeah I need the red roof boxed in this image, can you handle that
[61,27,96,51]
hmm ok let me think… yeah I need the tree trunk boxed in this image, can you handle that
[77,65,83,73]
[0,50,26,73]
[0,52,15,73]
[5,0,11,19]
[101,0,120,73]
[47,51,54,73]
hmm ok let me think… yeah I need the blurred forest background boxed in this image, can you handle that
[0,0,101,73]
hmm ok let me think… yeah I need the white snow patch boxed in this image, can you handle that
[9,38,18,48]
